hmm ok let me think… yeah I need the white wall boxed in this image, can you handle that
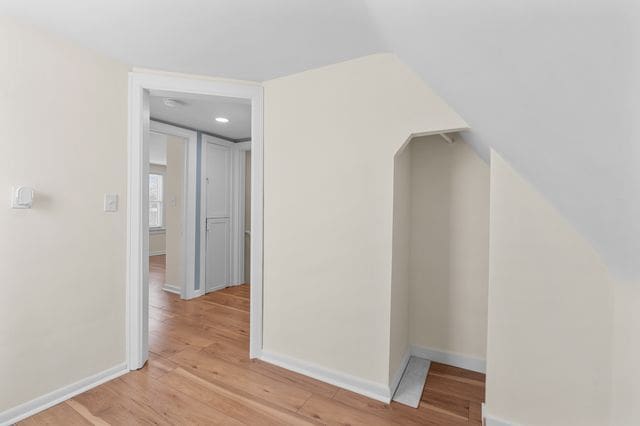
[262,53,467,389]
[610,279,640,426]
[408,135,489,361]
[164,136,186,289]
[0,17,128,411]
[149,132,167,166]
[485,151,613,425]
[149,232,166,256]
[389,142,412,383]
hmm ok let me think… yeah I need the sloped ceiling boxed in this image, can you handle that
[1,0,638,278]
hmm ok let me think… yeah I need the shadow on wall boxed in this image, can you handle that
[390,133,490,376]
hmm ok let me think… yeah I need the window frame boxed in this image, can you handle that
[148,171,166,231]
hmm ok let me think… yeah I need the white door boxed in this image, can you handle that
[205,142,232,293]
[206,218,230,292]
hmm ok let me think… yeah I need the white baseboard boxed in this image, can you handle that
[162,283,181,294]
[149,251,166,256]
[259,350,391,403]
[482,403,517,425]
[485,415,515,426]
[204,284,227,294]
[184,288,206,300]
[410,345,486,373]
[0,363,127,426]
[389,348,411,398]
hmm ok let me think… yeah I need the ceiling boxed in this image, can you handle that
[149,91,251,141]
[0,0,382,81]
[1,0,638,278]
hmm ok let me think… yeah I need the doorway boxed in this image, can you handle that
[127,72,264,371]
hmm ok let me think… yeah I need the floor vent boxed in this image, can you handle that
[392,356,431,408]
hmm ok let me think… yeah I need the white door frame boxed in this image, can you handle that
[127,71,264,370]
[149,120,198,299]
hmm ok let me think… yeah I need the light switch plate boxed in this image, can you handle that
[104,193,118,212]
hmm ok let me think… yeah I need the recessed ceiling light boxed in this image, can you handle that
[163,98,180,107]
[215,117,229,123]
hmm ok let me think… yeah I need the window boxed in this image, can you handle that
[149,173,164,228]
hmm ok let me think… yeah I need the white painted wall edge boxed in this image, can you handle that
[149,119,198,302]
[482,403,518,426]
[260,350,391,403]
[162,283,181,294]
[410,345,486,373]
[389,348,411,399]
[0,363,127,426]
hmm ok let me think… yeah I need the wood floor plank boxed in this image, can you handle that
[221,284,250,298]
[149,305,174,322]
[72,380,169,425]
[162,314,249,344]
[428,362,486,384]
[20,256,485,425]
[20,402,93,426]
[421,387,470,420]
[160,367,320,425]
[153,322,217,347]
[469,401,483,424]
[332,389,426,425]
[149,330,192,358]
[199,341,339,399]
[169,347,313,412]
[299,394,399,426]
[144,352,178,379]
[202,290,251,311]
[65,400,110,426]
[113,371,244,425]
[424,374,485,403]
[247,359,340,399]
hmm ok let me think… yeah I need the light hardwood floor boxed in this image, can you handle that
[21,255,485,425]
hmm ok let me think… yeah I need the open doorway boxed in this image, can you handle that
[147,122,190,296]
[146,92,252,364]
[127,73,263,372]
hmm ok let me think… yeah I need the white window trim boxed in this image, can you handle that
[148,171,165,230]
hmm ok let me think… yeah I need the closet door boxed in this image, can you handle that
[205,142,232,293]
[206,143,231,218]
[205,218,230,292]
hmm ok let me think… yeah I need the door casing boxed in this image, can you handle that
[127,71,264,369]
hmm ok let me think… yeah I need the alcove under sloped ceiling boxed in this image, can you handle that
[389,133,490,403]
[262,53,469,401]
